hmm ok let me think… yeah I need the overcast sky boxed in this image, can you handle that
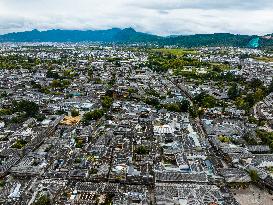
[0,0,273,35]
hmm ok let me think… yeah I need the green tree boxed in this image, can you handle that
[31,81,42,90]
[194,92,218,108]
[189,106,198,118]
[249,169,259,182]
[101,96,114,109]
[256,130,273,150]
[0,91,8,98]
[82,109,104,125]
[179,100,190,112]
[268,79,273,93]
[135,145,149,155]
[71,108,79,117]
[46,69,60,79]
[94,78,102,84]
[51,79,61,88]
[128,87,136,94]
[0,180,5,187]
[12,100,39,118]
[34,195,50,205]
[75,138,84,148]
[146,89,160,97]
[218,136,230,143]
[163,100,190,112]
[144,97,160,107]
[228,83,240,100]
[254,88,266,102]
[11,139,27,149]
[0,109,12,116]
[249,78,263,90]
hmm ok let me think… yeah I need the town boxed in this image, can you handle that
[0,43,273,205]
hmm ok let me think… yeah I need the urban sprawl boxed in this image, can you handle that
[0,43,273,205]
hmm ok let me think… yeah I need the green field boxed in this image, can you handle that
[152,48,197,56]
[253,56,273,62]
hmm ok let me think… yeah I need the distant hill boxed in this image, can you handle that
[0,28,161,43]
[164,33,257,48]
[1,27,273,48]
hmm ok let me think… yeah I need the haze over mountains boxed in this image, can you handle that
[0,27,273,48]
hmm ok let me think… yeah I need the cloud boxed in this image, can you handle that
[0,0,273,35]
[128,0,273,11]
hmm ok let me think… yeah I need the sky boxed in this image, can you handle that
[0,0,273,36]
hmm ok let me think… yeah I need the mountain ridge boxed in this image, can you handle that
[0,27,273,48]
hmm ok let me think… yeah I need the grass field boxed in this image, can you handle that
[152,48,197,56]
[254,56,273,62]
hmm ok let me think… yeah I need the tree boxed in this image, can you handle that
[163,100,190,113]
[94,78,102,84]
[146,89,160,98]
[36,114,46,122]
[46,69,60,79]
[82,109,104,125]
[0,91,8,98]
[71,108,79,117]
[11,139,27,149]
[253,88,266,102]
[235,97,246,109]
[243,131,258,145]
[194,92,218,108]
[179,100,190,112]
[249,78,263,90]
[75,138,84,148]
[135,145,149,155]
[31,81,42,90]
[249,169,259,182]
[163,103,181,112]
[101,96,114,109]
[218,135,230,143]
[144,97,160,107]
[34,195,50,205]
[12,100,39,118]
[0,109,12,116]
[0,180,5,187]
[268,79,273,93]
[228,83,240,100]
[256,130,273,150]
[128,87,136,94]
[189,106,198,118]
[87,68,93,79]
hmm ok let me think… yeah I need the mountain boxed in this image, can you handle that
[1,27,273,48]
[0,28,160,43]
[164,33,257,48]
